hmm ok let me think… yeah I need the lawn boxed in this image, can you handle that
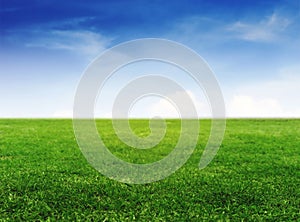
[0,119,299,221]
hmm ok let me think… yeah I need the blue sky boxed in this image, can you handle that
[1,0,300,117]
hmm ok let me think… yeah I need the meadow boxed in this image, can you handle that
[0,119,299,221]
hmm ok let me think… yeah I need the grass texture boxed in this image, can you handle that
[0,119,299,221]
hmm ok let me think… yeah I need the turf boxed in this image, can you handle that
[0,119,299,221]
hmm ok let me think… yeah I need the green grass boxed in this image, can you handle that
[0,119,299,221]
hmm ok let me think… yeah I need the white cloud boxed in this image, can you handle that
[148,96,180,118]
[227,13,291,41]
[148,90,211,118]
[226,67,300,117]
[227,94,300,118]
[53,110,73,118]
[228,95,283,117]
[26,30,111,57]
[102,112,112,118]
[98,90,211,119]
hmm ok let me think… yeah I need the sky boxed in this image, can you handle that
[0,0,300,118]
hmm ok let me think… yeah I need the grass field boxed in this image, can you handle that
[0,119,299,221]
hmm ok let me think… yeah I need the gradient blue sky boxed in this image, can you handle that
[1,0,300,117]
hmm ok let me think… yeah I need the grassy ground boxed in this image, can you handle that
[0,119,299,221]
